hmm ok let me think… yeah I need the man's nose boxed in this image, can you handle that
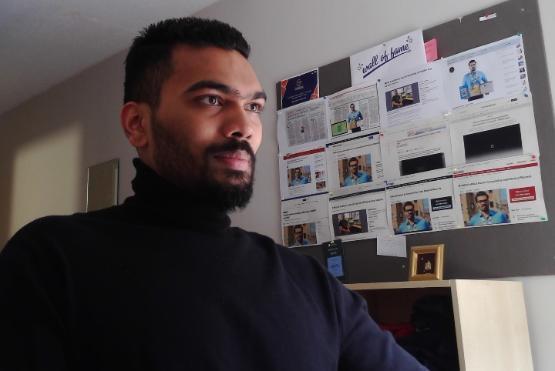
[221,104,255,141]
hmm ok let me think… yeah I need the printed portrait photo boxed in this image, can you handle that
[331,210,369,237]
[385,82,420,112]
[288,165,312,187]
[460,189,510,227]
[391,198,433,235]
[338,154,372,188]
[283,223,317,247]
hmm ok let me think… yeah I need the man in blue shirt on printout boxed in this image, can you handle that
[468,191,509,226]
[398,201,431,233]
[292,225,310,246]
[289,167,309,186]
[343,157,371,186]
[346,103,363,131]
[461,59,488,101]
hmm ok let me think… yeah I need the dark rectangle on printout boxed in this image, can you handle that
[431,196,453,211]
[399,153,446,176]
[463,124,523,163]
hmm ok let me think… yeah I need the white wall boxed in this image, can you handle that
[1,0,554,369]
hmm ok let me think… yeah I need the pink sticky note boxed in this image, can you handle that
[425,38,438,62]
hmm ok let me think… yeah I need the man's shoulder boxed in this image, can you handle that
[230,228,322,268]
[5,206,125,248]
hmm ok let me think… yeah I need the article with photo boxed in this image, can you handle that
[329,190,388,241]
[379,61,449,130]
[279,148,327,200]
[277,98,329,154]
[281,193,332,247]
[326,134,384,197]
[380,117,452,180]
[452,154,548,227]
[327,83,380,141]
[386,173,463,235]
[449,96,539,166]
[444,35,530,110]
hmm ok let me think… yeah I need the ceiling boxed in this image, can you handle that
[0,0,220,116]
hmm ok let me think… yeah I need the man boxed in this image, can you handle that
[398,201,431,234]
[391,89,403,109]
[291,224,309,246]
[468,191,509,226]
[343,157,371,186]
[346,103,363,130]
[289,167,308,186]
[461,59,488,101]
[0,18,425,370]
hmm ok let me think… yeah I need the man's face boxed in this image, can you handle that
[404,204,415,222]
[294,227,303,242]
[294,168,301,179]
[349,160,358,175]
[350,104,355,112]
[147,46,266,210]
[469,61,477,72]
[476,194,490,212]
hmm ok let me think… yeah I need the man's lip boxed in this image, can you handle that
[213,150,251,161]
[212,150,251,171]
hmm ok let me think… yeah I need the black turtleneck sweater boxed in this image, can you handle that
[0,160,425,371]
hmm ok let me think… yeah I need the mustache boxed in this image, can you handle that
[204,140,256,163]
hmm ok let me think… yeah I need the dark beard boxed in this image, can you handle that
[150,118,255,212]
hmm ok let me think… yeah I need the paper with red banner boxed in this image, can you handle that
[452,154,547,228]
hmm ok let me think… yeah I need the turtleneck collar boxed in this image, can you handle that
[122,158,231,231]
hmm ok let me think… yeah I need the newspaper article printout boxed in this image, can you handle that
[279,147,328,200]
[326,133,384,197]
[452,154,547,228]
[444,35,530,110]
[449,96,539,166]
[327,83,380,142]
[329,189,389,242]
[281,193,332,248]
[277,97,328,154]
[380,116,453,181]
[350,30,426,86]
[386,173,463,235]
[280,69,319,109]
[378,60,450,130]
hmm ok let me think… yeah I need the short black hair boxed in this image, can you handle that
[475,191,489,202]
[349,157,359,165]
[124,17,251,108]
[403,201,414,210]
[468,59,477,65]
[293,225,303,232]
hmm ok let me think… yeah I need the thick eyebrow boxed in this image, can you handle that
[185,80,267,101]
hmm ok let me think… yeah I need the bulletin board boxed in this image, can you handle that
[279,0,555,282]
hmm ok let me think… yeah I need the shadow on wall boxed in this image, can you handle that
[0,50,132,247]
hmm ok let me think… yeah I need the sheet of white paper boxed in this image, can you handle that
[277,97,329,155]
[378,60,449,130]
[350,30,426,86]
[326,133,384,197]
[327,82,380,142]
[281,193,332,247]
[449,95,539,166]
[377,235,407,257]
[279,148,328,200]
[328,189,389,242]
[380,116,452,181]
[452,154,547,227]
[386,171,464,235]
[444,35,530,110]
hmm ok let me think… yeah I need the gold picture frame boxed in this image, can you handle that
[409,244,444,281]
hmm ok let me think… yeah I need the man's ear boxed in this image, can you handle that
[120,102,151,148]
